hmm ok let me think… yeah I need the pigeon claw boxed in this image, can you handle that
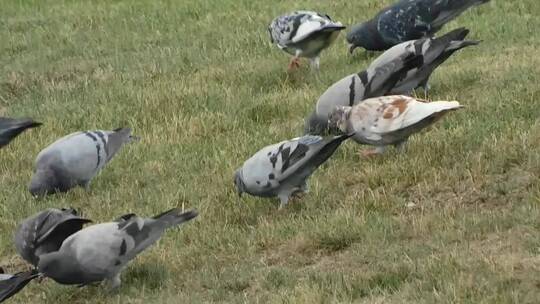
[287,57,301,71]
[360,149,383,158]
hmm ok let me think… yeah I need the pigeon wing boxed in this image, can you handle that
[368,96,461,134]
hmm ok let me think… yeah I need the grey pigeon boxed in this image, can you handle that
[269,11,346,70]
[28,128,138,196]
[327,95,462,156]
[370,27,479,95]
[37,208,198,288]
[0,117,41,148]
[14,208,92,267]
[0,269,39,303]
[347,0,490,52]
[234,134,352,209]
[304,52,424,134]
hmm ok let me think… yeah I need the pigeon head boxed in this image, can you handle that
[37,252,68,283]
[28,169,59,197]
[328,106,352,134]
[233,169,246,197]
[346,21,384,53]
[304,111,330,135]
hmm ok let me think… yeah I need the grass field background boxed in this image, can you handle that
[1,0,539,303]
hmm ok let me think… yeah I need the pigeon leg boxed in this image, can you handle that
[394,140,408,153]
[277,194,290,210]
[108,273,121,289]
[300,180,309,193]
[309,56,320,70]
[361,146,386,157]
[81,180,91,191]
[287,56,301,71]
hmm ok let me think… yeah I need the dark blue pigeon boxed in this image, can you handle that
[347,0,490,52]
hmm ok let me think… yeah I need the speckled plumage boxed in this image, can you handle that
[347,0,490,52]
[269,11,346,69]
[234,134,352,209]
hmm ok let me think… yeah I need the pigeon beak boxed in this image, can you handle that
[348,43,356,55]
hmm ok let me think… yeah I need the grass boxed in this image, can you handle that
[0,0,539,303]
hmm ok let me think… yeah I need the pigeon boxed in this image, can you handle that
[37,208,198,288]
[0,117,41,149]
[304,52,424,135]
[28,128,139,196]
[0,269,39,303]
[268,11,346,70]
[369,27,479,95]
[327,95,462,156]
[14,208,92,267]
[234,134,352,209]
[347,0,490,52]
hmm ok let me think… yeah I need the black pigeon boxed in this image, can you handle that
[0,117,41,148]
[347,0,490,52]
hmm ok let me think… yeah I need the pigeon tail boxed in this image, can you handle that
[152,208,199,228]
[0,118,42,148]
[0,269,39,302]
[437,27,470,42]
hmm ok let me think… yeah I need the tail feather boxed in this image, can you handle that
[153,208,198,228]
[0,118,42,148]
[0,269,39,302]
[438,27,470,42]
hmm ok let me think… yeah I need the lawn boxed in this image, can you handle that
[0,0,539,303]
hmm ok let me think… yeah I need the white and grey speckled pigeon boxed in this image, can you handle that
[304,52,424,134]
[0,117,41,149]
[370,27,479,95]
[14,208,91,267]
[347,0,490,52]
[28,128,139,196]
[269,11,346,70]
[0,269,39,303]
[234,134,352,209]
[328,95,462,156]
[37,208,198,288]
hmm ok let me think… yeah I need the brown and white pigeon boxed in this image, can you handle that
[327,95,462,156]
[269,11,346,71]
[28,128,138,196]
[304,52,424,134]
[234,134,352,209]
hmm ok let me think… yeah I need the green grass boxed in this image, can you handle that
[1,0,539,303]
